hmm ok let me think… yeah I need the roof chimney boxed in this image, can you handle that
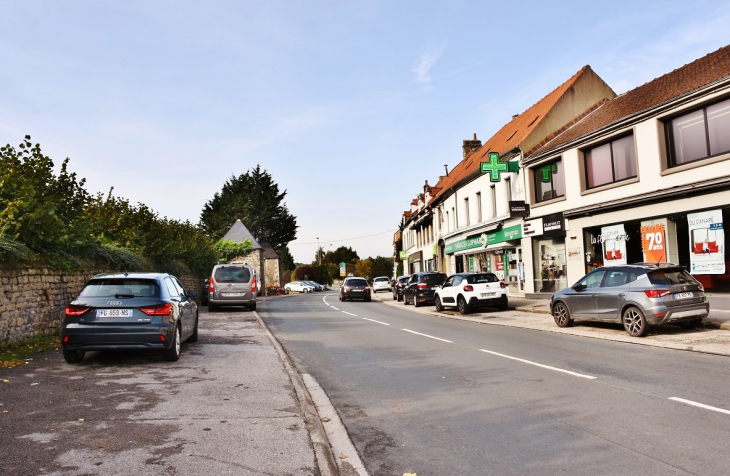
[424,180,430,193]
[462,133,482,160]
[444,164,449,176]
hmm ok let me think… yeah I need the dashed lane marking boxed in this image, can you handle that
[330,306,340,311]
[479,349,597,380]
[402,329,452,343]
[669,397,730,415]
[363,318,390,326]
[342,311,357,317]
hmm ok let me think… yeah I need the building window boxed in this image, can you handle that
[533,158,565,203]
[464,197,470,226]
[452,207,456,230]
[476,192,482,223]
[504,177,512,214]
[667,97,730,166]
[490,185,497,218]
[446,211,450,233]
[584,134,637,189]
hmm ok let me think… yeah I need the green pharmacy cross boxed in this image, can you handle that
[480,152,519,182]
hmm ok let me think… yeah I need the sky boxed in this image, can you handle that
[1,1,729,263]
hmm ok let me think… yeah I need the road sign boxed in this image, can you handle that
[339,262,346,277]
[480,152,519,182]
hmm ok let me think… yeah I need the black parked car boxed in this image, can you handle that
[61,272,199,363]
[392,275,411,302]
[339,277,371,302]
[403,272,447,307]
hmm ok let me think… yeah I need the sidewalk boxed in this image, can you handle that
[375,293,730,357]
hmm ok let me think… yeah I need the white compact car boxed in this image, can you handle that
[285,281,316,293]
[372,276,392,293]
[434,272,508,314]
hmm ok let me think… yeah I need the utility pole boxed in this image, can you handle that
[317,237,320,265]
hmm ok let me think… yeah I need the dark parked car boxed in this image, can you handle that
[392,275,410,302]
[339,277,371,302]
[551,263,709,337]
[403,272,447,307]
[200,278,210,305]
[61,272,199,363]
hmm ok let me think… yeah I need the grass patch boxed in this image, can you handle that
[0,335,61,368]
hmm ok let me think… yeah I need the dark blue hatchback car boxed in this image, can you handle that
[61,272,198,363]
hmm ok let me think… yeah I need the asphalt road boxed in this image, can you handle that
[260,290,730,475]
[0,307,316,476]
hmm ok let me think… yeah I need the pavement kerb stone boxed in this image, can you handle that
[253,310,340,476]
[377,295,730,357]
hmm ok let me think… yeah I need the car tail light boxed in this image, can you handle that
[463,285,474,292]
[65,305,89,316]
[63,336,69,343]
[417,283,428,289]
[698,283,705,292]
[344,286,351,291]
[364,286,370,291]
[160,335,166,342]
[500,282,506,288]
[251,276,257,293]
[644,289,670,298]
[140,303,173,316]
[209,277,214,293]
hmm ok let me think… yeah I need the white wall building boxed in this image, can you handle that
[521,45,730,295]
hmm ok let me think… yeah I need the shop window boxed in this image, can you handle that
[532,237,567,293]
[667,96,730,166]
[533,159,565,203]
[584,134,637,189]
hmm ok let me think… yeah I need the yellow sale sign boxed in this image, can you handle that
[641,224,666,262]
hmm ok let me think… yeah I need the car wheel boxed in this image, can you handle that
[552,302,572,327]
[679,318,702,329]
[189,314,199,342]
[435,295,444,312]
[62,349,85,364]
[249,301,257,312]
[164,324,181,362]
[414,298,421,308]
[623,306,648,337]
[457,296,469,315]
[403,294,409,305]
[339,294,343,301]
[365,297,371,302]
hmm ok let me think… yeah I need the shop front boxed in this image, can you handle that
[526,212,568,295]
[444,224,525,293]
[408,251,423,274]
[579,206,728,289]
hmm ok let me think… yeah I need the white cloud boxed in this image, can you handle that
[413,43,446,89]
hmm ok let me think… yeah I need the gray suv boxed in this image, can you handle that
[551,263,709,337]
[208,263,257,312]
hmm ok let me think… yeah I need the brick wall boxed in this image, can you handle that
[0,267,203,346]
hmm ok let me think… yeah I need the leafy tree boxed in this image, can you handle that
[214,238,253,262]
[396,262,404,277]
[278,245,295,272]
[323,246,359,265]
[200,165,298,252]
[371,256,394,278]
[354,258,374,281]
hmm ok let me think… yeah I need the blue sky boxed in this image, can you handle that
[1,1,729,263]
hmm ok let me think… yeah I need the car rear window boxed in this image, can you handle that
[421,274,446,284]
[347,278,368,286]
[214,266,251,283]
[79,279,161,298]
[647,269,696,285]
[374,278,388,282]
[466,273,499,284]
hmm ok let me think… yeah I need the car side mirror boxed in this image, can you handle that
[573,284,586,292]
[441,283,449,288]
[188,290,198,298]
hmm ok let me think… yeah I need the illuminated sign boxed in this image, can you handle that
[480,152,519,182]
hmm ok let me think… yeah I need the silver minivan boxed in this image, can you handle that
[208,263,257,312]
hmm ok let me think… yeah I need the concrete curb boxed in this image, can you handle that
[253,311,340,476]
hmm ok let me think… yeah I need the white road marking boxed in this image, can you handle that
[402,329,452,343]
[330,306,340,311]
[342,311,357,317]
[709,309,730,313]
[363,318,390,326]
[669,397,730,415]
[479,349,597,380]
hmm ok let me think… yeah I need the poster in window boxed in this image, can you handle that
[599,224,628,266]
[688,209,725,274]
[641,223,666,263]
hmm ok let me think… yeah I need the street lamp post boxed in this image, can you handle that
[317,237,320,265]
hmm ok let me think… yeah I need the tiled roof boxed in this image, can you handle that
[528,44,730,158]
[259,240,280,259]
[431,66,593,201]
[222,219,263,249]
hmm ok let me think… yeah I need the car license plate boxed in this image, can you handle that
[481,292,496,297]
[675,292,693,299]
[352,289,362,292]
[97,309,133,318]
[222,292,244,297]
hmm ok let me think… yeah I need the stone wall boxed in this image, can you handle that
[0,267,204,347]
